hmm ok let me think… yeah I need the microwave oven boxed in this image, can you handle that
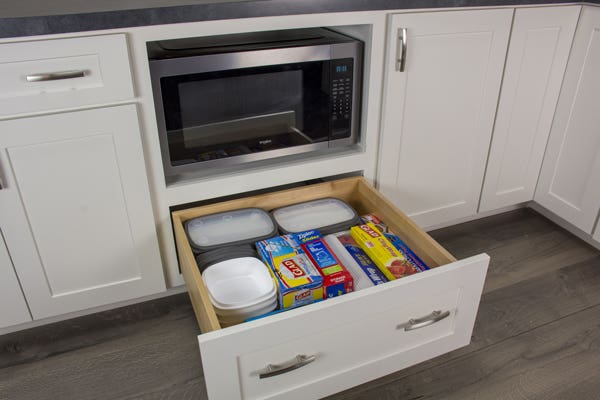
[148,28,363,181]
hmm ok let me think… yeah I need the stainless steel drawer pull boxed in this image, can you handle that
[396,28,408,72]
[26,70,87,82]
[257,354,317,379]
[397,310,451,331]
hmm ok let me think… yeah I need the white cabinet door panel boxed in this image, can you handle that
[480,6,580,212]
[378,9,512,228]
[535,6,600,233]
[0,231,31,328]
[0,105,165,319]
[8,136,142,296]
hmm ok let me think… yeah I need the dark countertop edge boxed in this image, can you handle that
[0,0,591,39]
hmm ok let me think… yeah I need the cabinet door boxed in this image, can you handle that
[480,6,580,212]
[0,105,165,319]
[0,230,32,328]
[378,9,512,228]
[534,6,600,234]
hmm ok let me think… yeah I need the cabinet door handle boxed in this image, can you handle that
[396,28,408,72]
[256,354,317,379]
[397,310,451,331]
[26,70,87,82]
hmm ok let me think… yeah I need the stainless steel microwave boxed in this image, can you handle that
[148,28,363,181]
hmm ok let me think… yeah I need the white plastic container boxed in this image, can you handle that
[271,197,360,234]
[201,257,275,308]
[185,208,277,252]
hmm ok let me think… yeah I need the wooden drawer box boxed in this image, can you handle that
[172,177,489,400]
[0,34,134,117]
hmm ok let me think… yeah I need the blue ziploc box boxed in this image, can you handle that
[255,230,324,310]
[384,233,430,272]
[302,238,354,298]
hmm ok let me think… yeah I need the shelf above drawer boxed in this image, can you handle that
[172,176,489,400]
[0,34,134,117]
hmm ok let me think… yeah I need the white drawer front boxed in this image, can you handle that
[0,34,134,116]
[198,254,488,400]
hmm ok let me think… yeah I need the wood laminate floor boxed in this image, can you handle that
[1,208,599,399]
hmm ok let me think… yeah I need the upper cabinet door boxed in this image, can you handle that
[480,6,580,213]
[535,6,600,234]
[0,105,165,319]
[0,231,31,329]
[378,9,512,229]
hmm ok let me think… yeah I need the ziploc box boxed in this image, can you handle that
[301,238,354,298]
[256,231,323,310]
[350,223,421,280]
[385,233,430,272]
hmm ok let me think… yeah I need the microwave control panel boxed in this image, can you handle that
[331,59,354,139]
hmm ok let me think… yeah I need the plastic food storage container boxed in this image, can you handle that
[201,256,278,324]
[271,198,361,235]
[195,245,257,274]
[185,208,277,252]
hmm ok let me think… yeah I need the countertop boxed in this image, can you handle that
[0,0,585,39]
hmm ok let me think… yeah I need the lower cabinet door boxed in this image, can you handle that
[479,6,580,212]
[378,9,512,228]
[534,6,600,233]
[173,177,489,400]
[0,231,32,328]
[0,105,165,319]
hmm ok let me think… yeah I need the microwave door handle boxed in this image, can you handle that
[150,44,336,76]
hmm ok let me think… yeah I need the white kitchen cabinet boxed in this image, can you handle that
[0,230,32,328]
[378,9,512,228]
[0,105,165,319]
[0,34,134,117]
[534,6,600,234]
[479,6,580,212]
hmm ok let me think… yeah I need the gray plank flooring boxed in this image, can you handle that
[1,208,599,400]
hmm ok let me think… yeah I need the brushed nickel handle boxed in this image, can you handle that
[397,310,451,331]
[396,28,408,72]
[256,354,317,379]
[26,70,86,82]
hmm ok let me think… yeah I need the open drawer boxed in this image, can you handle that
[172,176,489,400]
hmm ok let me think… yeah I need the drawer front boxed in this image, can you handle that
[199,255,487,400]
[172,177,489,400]
[0,34,134,116]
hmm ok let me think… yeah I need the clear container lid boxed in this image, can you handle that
[272,198,358,233]
[185,208,276,251]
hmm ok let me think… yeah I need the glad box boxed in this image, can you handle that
[350,223,420,280]
[301,239,354,298]
[256,234,323,310]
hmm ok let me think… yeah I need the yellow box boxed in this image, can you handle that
[350,223,414,281]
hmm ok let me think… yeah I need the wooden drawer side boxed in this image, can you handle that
[355,179,456,266]
[173,213,221,333]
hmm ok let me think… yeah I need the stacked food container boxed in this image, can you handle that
[186,208,278,325]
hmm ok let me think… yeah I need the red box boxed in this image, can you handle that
[301,238,354,298]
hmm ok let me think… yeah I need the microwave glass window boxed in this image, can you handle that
[159,59,353,166]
